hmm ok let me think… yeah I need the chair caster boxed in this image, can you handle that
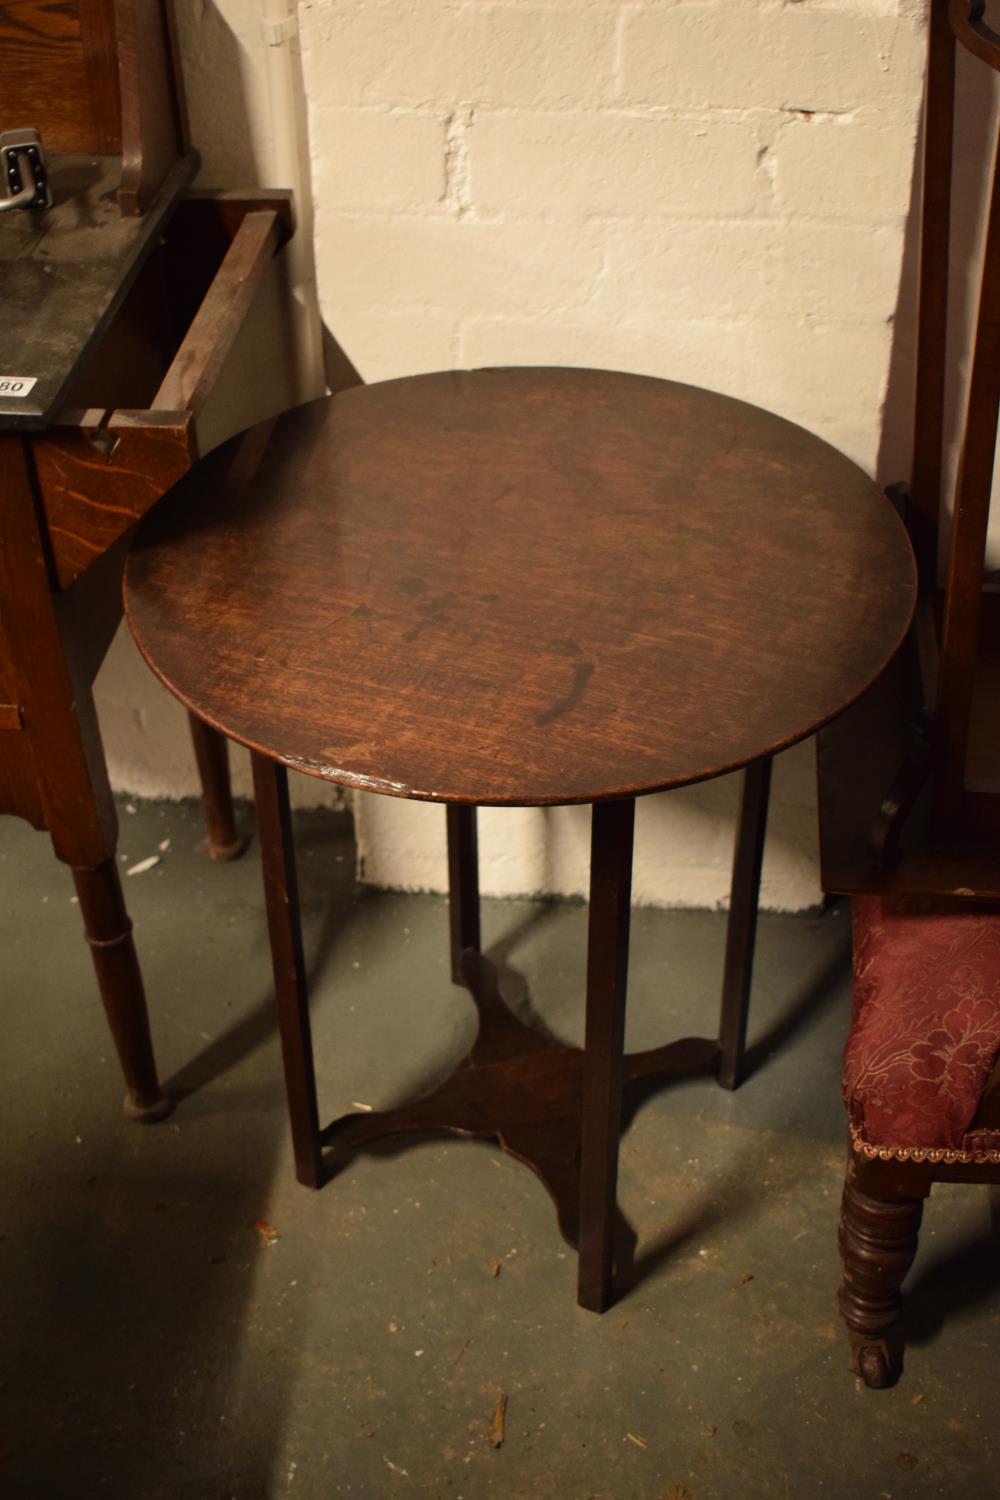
[853,1341,896,1389]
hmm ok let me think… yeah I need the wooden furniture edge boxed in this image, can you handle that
[34,198,288,588]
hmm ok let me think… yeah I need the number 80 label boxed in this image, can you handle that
[0,376,38,398]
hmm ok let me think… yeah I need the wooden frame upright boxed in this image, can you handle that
[1,0,296,1117]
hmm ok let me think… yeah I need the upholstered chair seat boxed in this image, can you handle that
[844,895,1000,1162]
[837,894,1000,1387]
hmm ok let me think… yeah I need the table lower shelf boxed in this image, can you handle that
[320,949,720,1256]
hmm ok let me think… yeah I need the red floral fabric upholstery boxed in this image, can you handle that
[844,895,1000,1153]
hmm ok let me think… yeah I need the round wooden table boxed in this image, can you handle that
[125,368,916,1310]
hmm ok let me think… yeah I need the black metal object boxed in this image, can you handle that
[0,129,51,213]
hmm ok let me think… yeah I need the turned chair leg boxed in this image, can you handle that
[189,713,247,861]
[251,751,323,1188]
[838,1151,927,1387]
[718,756,772,1090]
[72,859,172,1122]
[446,804,480,983]
[578,798,635,1313]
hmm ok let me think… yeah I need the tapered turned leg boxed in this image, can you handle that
[72,860,172,1122]
[251,751,323,1188]
[447,804,480,983]
[718,756,771,1090]
[838,1152,926,1387]
[578,798,635,1312]
[189,713,246,861]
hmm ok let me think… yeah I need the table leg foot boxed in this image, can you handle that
[190,713,248,862]
[72,859,172,1123]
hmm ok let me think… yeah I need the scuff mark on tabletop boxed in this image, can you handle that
[534,660,594,726]
[284,755,413,797]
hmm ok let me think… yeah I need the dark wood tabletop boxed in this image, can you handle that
[125,367,916,806]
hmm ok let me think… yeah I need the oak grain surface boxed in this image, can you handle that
[125,368,917,806]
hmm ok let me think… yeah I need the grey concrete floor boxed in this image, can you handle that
[2,798,999,1499]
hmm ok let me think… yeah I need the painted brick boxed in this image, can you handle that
[773,118,919,222]
[306,1,616,110]
[315,214,606,318]
[317,303,459,382]
[468,112,759,217]
[775,221,904,322]
[310,109,447,211]
[595,217,902,329]
[620,6,925,113]
[355,743,822,909]
[458,315,891,447]
[597,220,783,323]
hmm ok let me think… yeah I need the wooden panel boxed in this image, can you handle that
[0,540,42,830]
[0,736,46,829]
[935,129,1000,823]
[967,594,1000,793]
[0,0,120,152]
[34,409,195,587]
[0,444,34,826]
[31,201,286,585]
[116,0,185,215]
[0,433,108,851]
[79,0,121,148]
[152,210,281,418]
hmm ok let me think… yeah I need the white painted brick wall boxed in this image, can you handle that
[301,0,925,473]
[773,117,919,221]
[620,7,924,113]
[97,0,937,909]
[468,113,760,217]
[309,2,618,110]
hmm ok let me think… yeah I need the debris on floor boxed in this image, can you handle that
[488,1392,508,1449]
[255,1220,280,1247]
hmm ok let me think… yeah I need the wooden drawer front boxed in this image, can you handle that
[33,195,289,589]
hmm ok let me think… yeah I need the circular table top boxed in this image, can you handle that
[125,368,916,806]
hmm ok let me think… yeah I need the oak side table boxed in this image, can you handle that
[124,368,916,1309]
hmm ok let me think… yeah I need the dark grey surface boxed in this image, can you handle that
[1,797,998,1497]
[0,152,197,429]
